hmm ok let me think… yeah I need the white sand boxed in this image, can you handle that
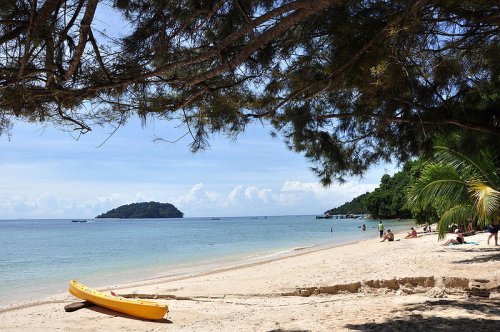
[1,227,499,331]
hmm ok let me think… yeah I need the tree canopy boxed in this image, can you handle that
[1,0,498,183]
[325,192,370,215]
[326,160,427,219]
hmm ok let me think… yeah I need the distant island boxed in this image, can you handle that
[96,201,184,219]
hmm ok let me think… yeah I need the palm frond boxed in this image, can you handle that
[407,146,499,230]
[434,146,497,186]
[437,204,476,240]
[407,163,467,210]
[468,180,500,227]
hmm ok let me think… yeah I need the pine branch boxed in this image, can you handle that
[64,0,99,81]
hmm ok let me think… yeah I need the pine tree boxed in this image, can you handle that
[1,1,498,182]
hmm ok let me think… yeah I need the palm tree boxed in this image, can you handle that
[407,146,500,239]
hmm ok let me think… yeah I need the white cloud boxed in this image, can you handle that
[0,192,134,219]
[174,183,220,209]
[226,185,244,204]
[172,181,367,216]
[281,180,316,192]
[281,180,375,198]
[258,188,272,201]
[244,186,271,202]
[0,179,380,219]
[133,192,150,203]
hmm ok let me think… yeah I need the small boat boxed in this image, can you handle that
[68,280,168,320]
[71,219,87,222]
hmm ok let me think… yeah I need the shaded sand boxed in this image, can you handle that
[1,227,499,331]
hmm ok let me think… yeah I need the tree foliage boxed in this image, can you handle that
[327,160,427,219]
[362,162,415,219]
[407,146,500,238]
[325,192,370,215]
[1,0,498,183]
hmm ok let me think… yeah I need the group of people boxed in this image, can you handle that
[375,217,499,246]
[378,221,395,242]
[379,224,417,242]
[422,224,432,232]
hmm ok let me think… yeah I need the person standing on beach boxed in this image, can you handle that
[378,221,384,238]
[487,218,499,246]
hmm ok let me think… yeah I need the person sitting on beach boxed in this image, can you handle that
[466,219,474,232]
[380,229,394,242]
[442,229,467,246]
[404,227,418,239]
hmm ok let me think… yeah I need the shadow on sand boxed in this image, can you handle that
[267,330,312,332]
[452,248,500,264]
[345,298,500,331]
[88,306,173,323]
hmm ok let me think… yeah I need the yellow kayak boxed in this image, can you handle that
[68,280,168,320]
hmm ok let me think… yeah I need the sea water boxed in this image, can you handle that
[0,216,412,305]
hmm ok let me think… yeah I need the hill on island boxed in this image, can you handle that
[326,192,370,215]
[96,202,184,219]
[325,161,419,219]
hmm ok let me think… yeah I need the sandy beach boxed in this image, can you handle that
[1,227,499,331]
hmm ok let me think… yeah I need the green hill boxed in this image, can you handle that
[325,161,420,219]
[325,192,370,215]
[96,201,184,219]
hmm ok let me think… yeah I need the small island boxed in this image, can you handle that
[96,201,184,219]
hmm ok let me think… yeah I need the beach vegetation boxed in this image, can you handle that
[363,166,413,219]
[407,146,500,239]
[0,1,498,183]
[327,161,431,219]
[325,192,370,216]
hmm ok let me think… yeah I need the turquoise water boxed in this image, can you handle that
[0,216,412,305]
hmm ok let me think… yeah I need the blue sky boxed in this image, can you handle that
[0,116,396,219]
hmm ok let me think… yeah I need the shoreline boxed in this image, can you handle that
[0,229,375,310]
[1,226,498,331]
[0,219,410,307]
[0,216,410,306]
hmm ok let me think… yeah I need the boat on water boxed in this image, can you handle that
[68,280,168,320]
[71,219,87,222]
